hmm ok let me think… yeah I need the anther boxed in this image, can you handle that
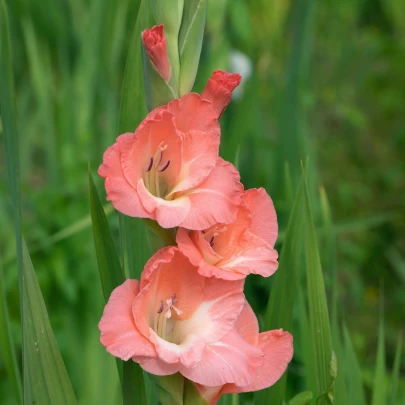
[159,160,170,172]
[209,236,214,246]
[157,300,164,314]
[146,157,153,172]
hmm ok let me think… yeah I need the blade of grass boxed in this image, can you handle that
[22,239,77,404]
[302,176,334,405]
[0,261,23,404]
[342,323,366,405]
[319,187,347,405]
[89,171,124,301]
[1,3,77,402]
[389,332,403,405]
[288,391,313,405]
[371,293,387,405]
[254,174,307,405]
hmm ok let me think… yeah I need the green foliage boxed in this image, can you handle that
[1,0,404,403]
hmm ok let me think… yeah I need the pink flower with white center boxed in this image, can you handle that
[176,188,279,280]
[98,247,278,387]
[194,304,293,405]
[98,93,243,230]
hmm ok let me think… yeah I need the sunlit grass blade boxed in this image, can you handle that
[0,262,23,404]
[342,323,366,405]
[89,171,124,301]
[371,294,387,405]
[302,177,334,405]
[319,187,347,405]
[254,174,307,405]
[389,332,403,405]
[22,239,77,404]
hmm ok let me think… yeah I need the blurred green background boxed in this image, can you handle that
[1,0,404,403]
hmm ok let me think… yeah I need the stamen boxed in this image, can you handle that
[157,300,164,314]
[159,160,170,172]
[209,236,214,245]
[146,157,153,172]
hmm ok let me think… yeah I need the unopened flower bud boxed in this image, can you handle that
[142,25,171,82]
[201,70,242,118]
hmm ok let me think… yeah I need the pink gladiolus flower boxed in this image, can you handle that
[98,93,243,230]
[201,70,242,118]
[194,303,293,405]
[142,25,171,82]
[99,247,293,387]
[176,188,278,280]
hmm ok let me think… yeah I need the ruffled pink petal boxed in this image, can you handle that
[223,329,293,394]
[149,332,206,367]
[176,228,207,268]
[242,188,278,247]
[99,280,156,361]
[137,357,180,376]
[234,303,259,346]
[179,158,243,230]
[173,276,245,346]
[98,135,150,218]
[181,329,263,387]
[165,93,220,136]
[217,231,279,278]
[137,179,191,228]
[168,130,219,195]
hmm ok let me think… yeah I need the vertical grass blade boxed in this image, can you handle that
[89,171,124,301]
[0,262,23,404]
[371,295,387,405]
[389,332,403,405]
[22,239,77,404]
[302,178,334,405]
[254,175,307,405]
[1,2,77,403]
[342,324,366,405]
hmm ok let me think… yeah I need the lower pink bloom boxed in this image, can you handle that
[194,304,293,405]
[98,247,292,388]
[176,188,279,280]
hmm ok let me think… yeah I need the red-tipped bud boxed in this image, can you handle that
[142,25,171,82]
[201,70,242,118]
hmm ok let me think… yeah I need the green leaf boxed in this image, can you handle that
[302,177,334,405]
[0,261,23,404]
[1,2,77,403]
[342,324,366,405]
[319,187,347,405]
[22,239,78,404]
[123,361,148,405]
[254,174,307,405]
[288,391,314,405]
[178,0,207,95]
[389,332,403,405]
[148,373,184,405]
[371,294,387,405]
[89,170,124,302]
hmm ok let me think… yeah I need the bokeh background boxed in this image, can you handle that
[1,0,404,403]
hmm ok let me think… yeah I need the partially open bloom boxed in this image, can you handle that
[98,93,242,229]
[194,303,293,405]
[176,188,278,280]
[142,25,171,82]
[201,70,242,118]
[99,247,286,387]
